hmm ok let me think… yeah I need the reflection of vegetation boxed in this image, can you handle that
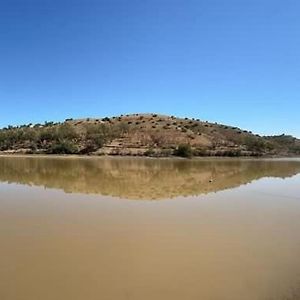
[0,157,300,200]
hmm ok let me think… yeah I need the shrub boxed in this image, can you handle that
[174,144,193,158]
[160,149,172,157]
[194,149,208,156]
[144,148,155,156]
[289,145,300,154]
[48,141,78,154]
[79,144,98,154]
[84,124,110,147]
[220,150,242,157]
[244,136,266,152]
[57,123,78,140]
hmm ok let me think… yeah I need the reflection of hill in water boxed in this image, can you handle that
[0,157,300,200]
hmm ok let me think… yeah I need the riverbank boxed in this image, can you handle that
[0,152,299,161]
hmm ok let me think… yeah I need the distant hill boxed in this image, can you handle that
[0,113,299,157]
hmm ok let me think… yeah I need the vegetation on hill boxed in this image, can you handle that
[0,113,299,157]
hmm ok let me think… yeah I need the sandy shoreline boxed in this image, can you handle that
[0,153,299,161]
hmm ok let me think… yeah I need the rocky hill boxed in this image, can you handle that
[0,113,299,157]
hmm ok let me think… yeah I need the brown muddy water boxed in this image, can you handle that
[0,156,300,300]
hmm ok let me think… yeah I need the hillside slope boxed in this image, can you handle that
[0,113,299,157]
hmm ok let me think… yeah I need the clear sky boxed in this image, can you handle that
[0,0,299,137]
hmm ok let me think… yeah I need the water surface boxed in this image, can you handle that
[0,156,300,300]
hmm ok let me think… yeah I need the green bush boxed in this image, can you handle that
[174,144,193,158]
[48,141,78,154]
[244,136,266,152]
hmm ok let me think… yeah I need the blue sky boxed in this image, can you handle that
[0,0,299,137]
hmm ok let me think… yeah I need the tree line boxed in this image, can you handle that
[0,122,129,154]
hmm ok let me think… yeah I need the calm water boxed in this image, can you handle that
[0,156,300,300]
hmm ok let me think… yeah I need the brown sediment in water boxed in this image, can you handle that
[1,157,300,300]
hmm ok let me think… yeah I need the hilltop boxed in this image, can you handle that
[0,113,299,157]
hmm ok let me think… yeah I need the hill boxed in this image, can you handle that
[0,113,299,157]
